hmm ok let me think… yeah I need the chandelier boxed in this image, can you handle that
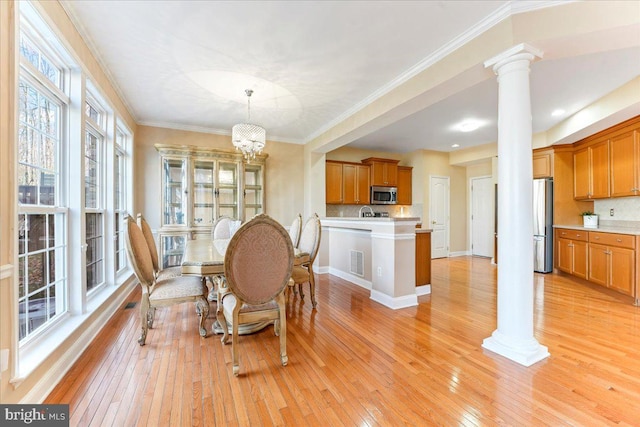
[232,89,266,160]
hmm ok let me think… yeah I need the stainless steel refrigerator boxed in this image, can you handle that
[533,178,553,273]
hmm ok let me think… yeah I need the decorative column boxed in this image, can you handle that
[482,43,549,366]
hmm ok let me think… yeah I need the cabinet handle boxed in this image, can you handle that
[594,236,599,239]
[576,234,581,237]
[616,238,622,242]
[561,232,567,235]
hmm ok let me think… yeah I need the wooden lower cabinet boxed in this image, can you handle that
[416,230,431,286]
[556,229,588,279]
[556,228,637,299]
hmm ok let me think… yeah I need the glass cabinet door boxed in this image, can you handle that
[244,164,263,220]
[160,234,186,269]
[192,160,215,227]
[162,158,187,226]
[217,161,238,219]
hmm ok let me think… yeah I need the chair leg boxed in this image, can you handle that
[232,309,240,376]
[216,305,229,344]
[138,295,150,346]
[147,306,156,329]
[195,296,209,338]
[277,294,288,366]
[298,282,304,300]
[309,268,317,309]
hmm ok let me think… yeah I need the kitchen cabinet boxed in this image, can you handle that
[156,144,266,267]
[556,228,638,300]
[533,149,553,178]
[397,166,413,205]
[342,163,370,205]
[556,229,588,279]
[610,129,640,197]
[588,232,635,296]
[326,161,370,205]
[416,229,431,286]
[362,157,399,186]
[573,140,610,199]
[326,161,343,204]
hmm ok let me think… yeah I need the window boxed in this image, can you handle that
[17,32,68,341]
[114,127,128,272]
[85,96,105,292]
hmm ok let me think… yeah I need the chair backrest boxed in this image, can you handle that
[224,214,294,305]
[288,213,302,248]
[212,216,235,239]
[124,215,155,288]
[298,213,322,264]
[137,213,159,274]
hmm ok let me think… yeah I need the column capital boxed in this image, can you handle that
[484,43,543,73]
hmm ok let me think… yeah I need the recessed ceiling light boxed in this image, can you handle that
[454,119,483,133]
[551,109,565,117]
[451,144,460,148]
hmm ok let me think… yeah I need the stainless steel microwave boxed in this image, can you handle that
[370,186,397,205]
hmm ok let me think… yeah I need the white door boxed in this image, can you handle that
[430,176,449,258]
[471,176,494,257]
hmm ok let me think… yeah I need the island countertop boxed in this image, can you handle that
[322,216,421,222]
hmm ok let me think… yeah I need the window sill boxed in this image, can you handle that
[12,272,135,392]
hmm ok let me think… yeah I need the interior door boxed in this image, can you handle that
[430,176,450,258]
[471,176,494,257]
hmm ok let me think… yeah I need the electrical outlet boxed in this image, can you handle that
[377,266,382,277]
[610,208,614,216]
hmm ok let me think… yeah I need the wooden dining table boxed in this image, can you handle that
[181,238,310,334]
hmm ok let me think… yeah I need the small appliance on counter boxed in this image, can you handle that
[373,212,389,217]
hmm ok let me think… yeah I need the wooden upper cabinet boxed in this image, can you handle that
[610,129,640,197]
[343,164,370,205]
[326,161,343,204]
[362,158,399,186]
[397,166,412,205]
[573,140,610,199]
[533,149,553,178]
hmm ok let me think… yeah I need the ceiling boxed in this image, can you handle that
[61,1,640,153]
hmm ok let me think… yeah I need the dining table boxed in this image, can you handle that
[181,238,310,334]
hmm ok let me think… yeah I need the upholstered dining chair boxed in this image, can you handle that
[212,216,242,239]
[289,213,322,308]
[137,213,181,281]
[124,215,209,345]
[216,213,294,376]
[288,213,302,248]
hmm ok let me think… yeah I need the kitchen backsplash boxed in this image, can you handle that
[594,197,640,222]
[326,203,423,220]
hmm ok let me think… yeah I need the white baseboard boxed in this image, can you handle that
[327,267,372,290]
[370,290,418,309]
[448,251,471,257]
[416,284,431,296]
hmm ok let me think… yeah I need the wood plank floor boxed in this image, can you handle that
[46,256,640,426]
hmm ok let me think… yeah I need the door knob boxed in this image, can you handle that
[432,220,436,224]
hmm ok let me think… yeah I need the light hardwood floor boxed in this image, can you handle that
[46,257,640,426]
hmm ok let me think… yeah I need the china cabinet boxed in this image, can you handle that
[155,144,267,268]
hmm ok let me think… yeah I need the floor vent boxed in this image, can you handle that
[350,250,364,277]
[125,302,136,309]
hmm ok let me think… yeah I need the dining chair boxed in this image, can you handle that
[288,213,302,248]
[124,215,209,345]
[216,213,294,376]
[212,216,242,239]
[137,213,182,281]
[289,213,322,308]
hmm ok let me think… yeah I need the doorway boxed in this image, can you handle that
[429,175,449,258]
[470,176,494,258]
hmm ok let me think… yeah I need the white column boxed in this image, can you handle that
[482,43,549,367]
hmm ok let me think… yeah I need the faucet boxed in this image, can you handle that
[359,205,374,218]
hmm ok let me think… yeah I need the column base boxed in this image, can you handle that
[482,330,549,367]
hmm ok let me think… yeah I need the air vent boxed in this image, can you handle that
[350,250,364,277]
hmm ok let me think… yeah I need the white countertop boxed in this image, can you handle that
[553,224,640,236]
[322,216,421,222]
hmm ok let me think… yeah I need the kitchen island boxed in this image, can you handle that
[317,217,430,309]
